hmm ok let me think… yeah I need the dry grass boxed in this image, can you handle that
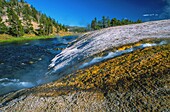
[57,31,74,37]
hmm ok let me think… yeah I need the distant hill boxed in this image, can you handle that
[66,26,88,33]
[0,0,67,37]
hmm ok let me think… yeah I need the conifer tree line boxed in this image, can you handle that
[90,16,142,30]
[0,0,67,37]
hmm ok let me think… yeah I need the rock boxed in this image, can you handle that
[21,63,25,65]
[29,61,34,64]
[48,19,170,77]
[0,20,170,112]
[38,58,42,61]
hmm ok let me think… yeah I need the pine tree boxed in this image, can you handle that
[37,24,44,35]
[20,0,25,3]
[111,18,119,26]
[111,18,115,26]
[0,0,67,36]
[91,17,97,30]
[24,19,33,34]
[48,22,53,34]
[0,0,2,13]
[0,0,6,14]
[22,4,33,34]
[91,20,95,30]
[31,6,38,22]
[136,19,142,23]
[0,17,8,34]
[106,17,111,27]
[9,0,18,6]
[7,8,24,37]
[97,20,102,29]
[102,16,107,28]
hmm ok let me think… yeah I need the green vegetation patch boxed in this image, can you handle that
[0,34,56,44]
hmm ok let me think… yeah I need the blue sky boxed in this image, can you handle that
[25,0,169,26]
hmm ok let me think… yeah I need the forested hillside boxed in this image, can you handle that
[90,16,142,30]
[0,0,67,37]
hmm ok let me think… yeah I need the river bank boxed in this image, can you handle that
[0,32,75,44]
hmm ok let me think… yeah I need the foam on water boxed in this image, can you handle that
[79,41,167,68]
[0,36,79,96]
[0,78,19,82]
[1,82,34,87]
[0,78,34,88]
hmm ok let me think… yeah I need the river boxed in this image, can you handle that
[0,36,78,96]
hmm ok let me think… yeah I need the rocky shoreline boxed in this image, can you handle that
[48,19,170,79]
[0,20,170,111]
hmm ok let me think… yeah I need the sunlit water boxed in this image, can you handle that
[47,40,168,81]
[0,36,78,96]
[0,36,168,96]
[80,41,167,68]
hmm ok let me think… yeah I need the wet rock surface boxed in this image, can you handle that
[0,20,170,111]
[0,40,169,112]
[48,19,170,78]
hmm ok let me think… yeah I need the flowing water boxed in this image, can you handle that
[0,36,78,96]
[0,35,168,96]
[47,39,168,81]
[79,41,167,68]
